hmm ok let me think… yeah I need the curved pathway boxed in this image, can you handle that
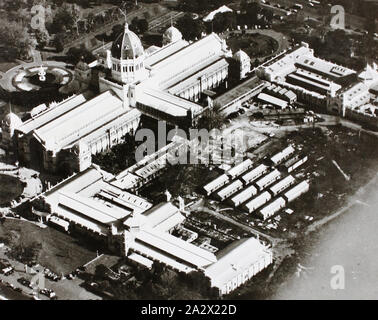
[224,28,290,61]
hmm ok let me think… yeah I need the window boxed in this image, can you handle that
[130,65,134,72]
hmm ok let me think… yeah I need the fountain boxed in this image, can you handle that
[38,65,47,82]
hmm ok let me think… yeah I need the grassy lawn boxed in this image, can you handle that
[227,33,279,58]
[0,219,97,275]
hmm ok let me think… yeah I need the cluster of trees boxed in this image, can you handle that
[176,14,205,41]
[89,260,218,300]
[176,2,274,41]
[129,17,149,34]
[8,241,42,265]
[92,132,138,174]
[0,19,32,59]
[66,46,96,65]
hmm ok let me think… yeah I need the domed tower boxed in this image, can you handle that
[162,26,183,46]
[110,23,147,84]
[233,49,251,80]
[1,110,22,148]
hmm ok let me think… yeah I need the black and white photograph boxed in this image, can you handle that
[0,0,377,310]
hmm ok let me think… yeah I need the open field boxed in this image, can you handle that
[0,219,97,275]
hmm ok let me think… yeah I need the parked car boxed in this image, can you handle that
[39,288,56,299]
[2,266,14,276]
[17,277,33,289]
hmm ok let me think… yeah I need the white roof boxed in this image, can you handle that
[147,33,226,86]
[271,146,295,164]
[131,240,194,273]
[227,159,253,178]
[128,253,153,269]
[58,191,129,225]
[203,5,233,22]
[55,204,108,236]
[17,94,87,135]
[33,91,127,150]
[205,237,271,288]
[256,169,281,189]
[49,216,70,229]
[203,174,230,194]
[230,185,258,205]
[242,164,269,184]
[260,197,285,216]
[217,180,243,199]
[270,175,295,194]
[284,181,309,200]
[142,202,183,230]
[135,226,217,268]
[138,88,203,117]
[244,191,272,211]
[257,93,288,108]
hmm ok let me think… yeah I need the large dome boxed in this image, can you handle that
[163,26,182,44]
[111,24,144,60]
[2,112,22,129]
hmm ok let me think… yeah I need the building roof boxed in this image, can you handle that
[142,202,183,230]
[256,169,281,189]
[203,174,230,194]
[58,191,130,225]
[230,184,258,205]
[270,175,295,194]
[17,94,88,135]
[147,33,227,86]
[242,164,269,184]
[144,39,189,68]
[260,197,285,216]
[203,5,233,22]
[227,159,253,178]
[257,93,288,108]
[243,191,272,212]
[271,146,295,164]
[205,237,271,288]
[296,55,355,79]
[135,226,217,268]
[215,76,265,109]
[216,180,243,199]
[33,90,128,151]
[284,180,309,200]
[111,24,144,60]
[138,88,203,117]
[128,253,153,269]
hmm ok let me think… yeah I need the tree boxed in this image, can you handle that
[137,19,149,34]
[196,104,226,130]
[52,33,65,52]
[34,29,50,49]
[51,5,75,34]
[176,14,205,41]
[212,12,237,33]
